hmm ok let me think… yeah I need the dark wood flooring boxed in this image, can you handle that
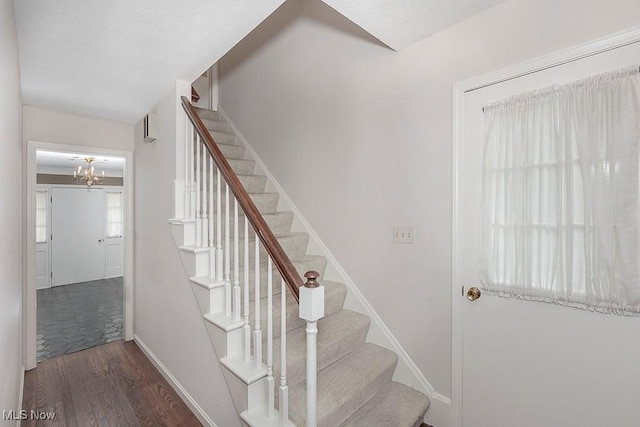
[22,340,202,426]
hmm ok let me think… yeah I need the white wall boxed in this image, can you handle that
[0,0,23,423]
[219,0,640,401]
[23,105,133,151]
[133,83,240,427]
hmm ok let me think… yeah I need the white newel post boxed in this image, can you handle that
[299,271,324,427]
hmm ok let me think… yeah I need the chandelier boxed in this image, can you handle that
[73,157,104,190]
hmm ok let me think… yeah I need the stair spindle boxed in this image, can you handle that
[183,120,190,219]
[208,157,215,278]
[215,169,223,282]
[189,124,196,220]
[201,145,208,248]
[254,232,262,369]
[224,183,231,316]
[195,135,202,246]
[233,199,240,322]
[279,278,289,426]
[243,216,251,363]
[266,257,274,418]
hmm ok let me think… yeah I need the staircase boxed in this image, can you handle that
[170,101,430,426]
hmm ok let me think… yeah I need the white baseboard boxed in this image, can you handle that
[425,393,452,427]
[219,108,452,426]
[133,334,217,427]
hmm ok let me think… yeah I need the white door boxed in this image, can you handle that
[51,187,106,286]
[458,42,640,426]
[105,237,123,278]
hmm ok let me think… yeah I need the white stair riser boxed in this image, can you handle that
[190,282,225,316]
[220,366,265,414]
[205,322,243,360]
[178,248,210,277]
[170,220,196,247]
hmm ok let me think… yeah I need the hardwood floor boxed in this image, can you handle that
[22,340,202,426]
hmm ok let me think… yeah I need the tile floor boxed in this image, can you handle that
[36,277,123,362]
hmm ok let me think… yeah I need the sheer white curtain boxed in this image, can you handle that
[106,191,123,238]
[480,66,640,315]
[36,190,48,243]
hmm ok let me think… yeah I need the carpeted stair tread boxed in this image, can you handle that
[234,232,309,265]
[292,255,327,280]
[228,158,255,175]
[342,382,431,427]
[288,343,398,427]
[194,107,220,121]
[201,118,229,132]
[214,141,245,159]
[210,130,237,146]
[251,280,347,339]
[214,210,293,237]
[271,309,370,389]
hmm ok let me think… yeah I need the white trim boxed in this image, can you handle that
[451,25,640,427]
[133,334,217,427]
[219,108,450,424]
[25,141,135,370]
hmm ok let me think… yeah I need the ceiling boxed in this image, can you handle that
[14,0,505,124]
[322,0,507,51]
[37,151,124,176]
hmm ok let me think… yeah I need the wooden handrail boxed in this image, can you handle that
[191,87,200,103]
[181,96,302,303]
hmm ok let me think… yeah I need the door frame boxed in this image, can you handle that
[451,25,640,427]
[25,141,135,370]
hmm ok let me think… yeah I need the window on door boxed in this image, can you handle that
[106,191,123,238]
[480,66,640,316]
[36,190,48,243]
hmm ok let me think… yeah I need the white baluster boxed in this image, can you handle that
[279,279,289,426]
[224,183,231,317]
[202,145,208,248]
[254,233,262,369]
[233,199,240,322]
[216,169,223,282]
[189,125,196,220]
[209,158,215,278]
[243,216,251,363]
[266,258,274,417]
[184,119,190,219]
[195,135,201,247]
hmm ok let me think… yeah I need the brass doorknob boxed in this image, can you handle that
[466,287,481,301]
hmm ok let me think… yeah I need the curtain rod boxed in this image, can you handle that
[481,66,640,112]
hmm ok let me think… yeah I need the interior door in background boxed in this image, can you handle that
[51,187,106,286]
[458,41,640,426]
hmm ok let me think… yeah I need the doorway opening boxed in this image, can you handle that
[35,150,125,361]
[26,142,134,369]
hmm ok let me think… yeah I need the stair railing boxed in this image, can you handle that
[181,96,324,426]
